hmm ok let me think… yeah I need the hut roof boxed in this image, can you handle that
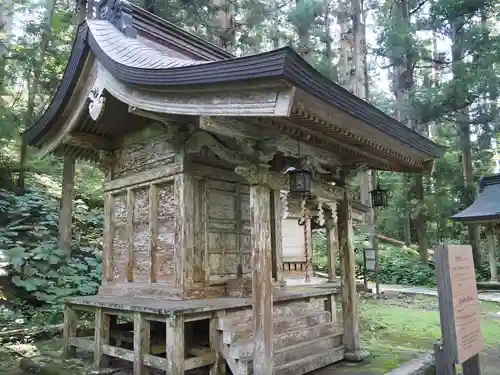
[451,174,500,223]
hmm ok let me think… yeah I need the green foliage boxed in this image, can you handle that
[0,185,102,323]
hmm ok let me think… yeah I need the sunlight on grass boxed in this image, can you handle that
[358,296,500,373]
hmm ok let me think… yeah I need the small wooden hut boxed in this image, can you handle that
[281,200,368,280]
[24,1,444,374]
[452,174,500,282]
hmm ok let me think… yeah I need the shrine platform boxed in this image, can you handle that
[64,285,342,375]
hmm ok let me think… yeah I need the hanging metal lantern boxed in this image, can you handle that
[286,167,312,197]
[369,183,388,208]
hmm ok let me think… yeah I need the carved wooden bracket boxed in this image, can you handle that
[234,163,286,188]
[184,130,276,165]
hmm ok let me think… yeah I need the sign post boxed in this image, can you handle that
[435,244,483,375]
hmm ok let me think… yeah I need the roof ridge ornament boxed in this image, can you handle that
[97,0,137,38]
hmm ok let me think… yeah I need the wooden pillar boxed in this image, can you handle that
[250,183,274,375]
[134,312,151,375]
[337,188,365,361]
[63,304,77,358]
[58,155,75,256]
[94,307,110,368]
[487,225,497,282]
[326,216,338,282]
[235,164,276,375]
[166,315,185,375]
[270,190,284,286]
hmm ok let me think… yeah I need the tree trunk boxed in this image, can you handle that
[337,0,353,90]
[58,156,75,256]
[19,0,56,194]
[451,19,481,266]
[210,0,235,53]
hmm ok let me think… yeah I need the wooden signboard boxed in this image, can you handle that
[364,248,376,271]
[435,244,482,375]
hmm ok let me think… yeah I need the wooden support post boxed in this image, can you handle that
[235,164,276,375]
[250,183,274,375]
[304,214,313,281]
[487,226,497,282]
[337,187,364,361]
[434,342,456,375]
[326,217,337,282]
[463,355,481,375]
[63,304,77,358]
[210,312,226,375]
[166,315,185,375]
[270,190,284,286]
[103,193,114,283]
[94,307,110,368]
[134,312,150,375]
[58,155,75,256]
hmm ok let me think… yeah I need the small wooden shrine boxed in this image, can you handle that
[452,174,500,281]
[24,1,445,374]
[281,199,368,281]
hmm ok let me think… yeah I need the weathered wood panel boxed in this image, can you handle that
[205,178,252,284]
[133,188,150,282]
[112,127,178,179]
[155,182,176,283]
[111,193,128,283]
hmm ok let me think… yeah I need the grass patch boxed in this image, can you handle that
[359,294,500,373]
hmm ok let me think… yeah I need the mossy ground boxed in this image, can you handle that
[2,293,500,375]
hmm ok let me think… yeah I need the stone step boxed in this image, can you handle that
[217,302,315,331]
[239,335,343,374]
[274,346,345,375]
[229,322,343,359]
[222,311,331,344]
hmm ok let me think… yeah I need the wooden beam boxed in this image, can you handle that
[58,155,75,256]
[199,116,343,168]
[62,131,112,150]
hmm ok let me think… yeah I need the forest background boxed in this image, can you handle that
[0,0,499,326]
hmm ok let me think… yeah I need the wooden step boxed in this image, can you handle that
[217,302,315,331]
[239,336,343,374]
[274,346,345,375]
[229,322,343,359]
[222,311,331,344]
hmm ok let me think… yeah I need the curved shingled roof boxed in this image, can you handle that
[24,0,445,164]
[451,174,500,223]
